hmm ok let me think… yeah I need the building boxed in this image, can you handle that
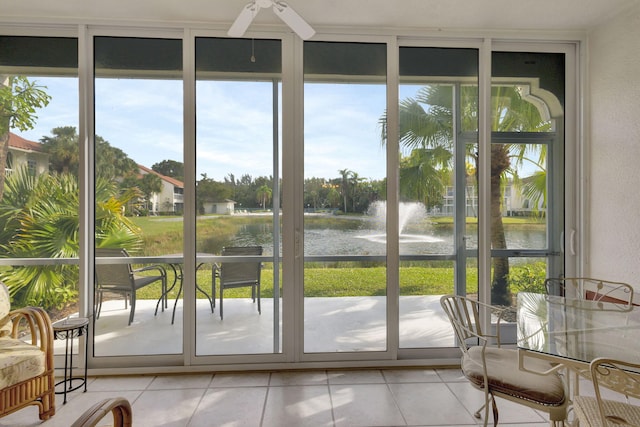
[4,132,49,177]
[202,199,235,215]
[137,164,184,214]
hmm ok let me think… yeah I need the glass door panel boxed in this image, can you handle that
[303,41,387,353]
[93,36,183,356]
[397,47,478,349]
[194,37,282,356]
[489,51,565,309]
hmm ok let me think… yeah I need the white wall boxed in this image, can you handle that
[588,3,640,285]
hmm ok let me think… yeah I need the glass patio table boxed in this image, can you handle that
[516,292,640,393]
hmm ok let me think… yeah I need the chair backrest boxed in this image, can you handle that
[95,248,133,287]
[545,277,635,307]
[220,246,262,283]
[440,294,502,351]
[590,357,640,425]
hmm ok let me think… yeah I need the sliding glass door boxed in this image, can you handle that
[302,41,388,354]
[194,37,282,356]
[488,51,566,308]
[93,36,184,357]
[397,47,479,349]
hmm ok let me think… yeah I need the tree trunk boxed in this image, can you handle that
[0,75,10,201]
[0,130,8,202]
[490,145,512,306]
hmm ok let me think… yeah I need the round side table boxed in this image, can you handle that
[52,317,89,404]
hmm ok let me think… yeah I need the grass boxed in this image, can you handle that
[135,265,479,301]
[430,216,545,226]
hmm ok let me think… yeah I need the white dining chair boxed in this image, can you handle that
[574,357,640,427]
[440,294,569,427]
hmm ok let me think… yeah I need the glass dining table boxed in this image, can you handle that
[516,291,640,394]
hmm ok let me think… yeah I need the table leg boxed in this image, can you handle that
[64,334,71,403]
[83,324,88,392]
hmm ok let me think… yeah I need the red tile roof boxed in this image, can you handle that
[138,164,184,188]
[8,132,43,152]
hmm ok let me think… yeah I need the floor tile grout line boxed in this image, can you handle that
[442,378,485,426]
[184,386,208,427]
[384,381,410,426]
[326,380,337,427]
[258,372,272,427]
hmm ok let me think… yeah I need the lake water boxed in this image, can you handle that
[229,216,547,257]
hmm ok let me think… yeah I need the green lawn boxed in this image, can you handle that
[135,265,478,301]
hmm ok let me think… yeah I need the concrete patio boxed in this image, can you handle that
[86,295,455,357]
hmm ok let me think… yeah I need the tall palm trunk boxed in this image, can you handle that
[0,75,10,201]
[490,145,511,305]
[0,130,8,202]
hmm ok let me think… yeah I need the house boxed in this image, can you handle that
[1,0,639,376]
[202,199,235,215]
[137,164,184,214]
[4,132,49,177]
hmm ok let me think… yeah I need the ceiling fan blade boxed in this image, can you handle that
[228,2,258,38]
[272,1,315,40]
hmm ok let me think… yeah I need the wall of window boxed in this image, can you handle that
[0,29,577,371]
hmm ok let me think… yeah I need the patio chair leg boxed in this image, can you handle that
[96,290,103,319]
[257,285,261,314]
[128,294,135,325]
[220,288,223,320]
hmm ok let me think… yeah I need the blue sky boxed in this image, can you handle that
[18,76,541,182]
[19,76,399,182]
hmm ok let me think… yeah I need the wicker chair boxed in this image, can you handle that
[71,397,132,427]
[0,283,55,420]
[574,357,640,427]
[440,294,568,427]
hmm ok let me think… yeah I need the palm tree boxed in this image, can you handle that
[382,84,549,305]
[348,172,366,212]
[0,76,51,201]
[138,173,163,214]
[400,146,452,209]
[256,184,272,209]
[40,126,140,180]
[338,168,352,213]
[40,126,80,174]
[0,167,142,309]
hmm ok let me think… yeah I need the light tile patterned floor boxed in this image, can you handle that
[0,368,555,426]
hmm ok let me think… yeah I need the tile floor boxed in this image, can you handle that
[0,368,559,427]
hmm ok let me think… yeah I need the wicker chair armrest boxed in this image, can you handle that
[71,397,132,427]
[8,306,55,373]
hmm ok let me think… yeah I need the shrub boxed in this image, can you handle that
[508,261,547,294]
